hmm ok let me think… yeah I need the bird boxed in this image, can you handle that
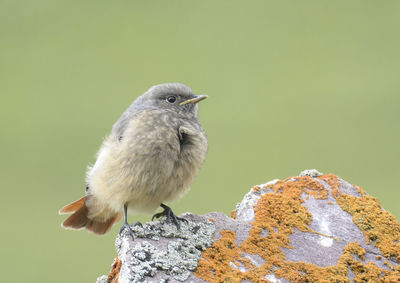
[59,83,208,235]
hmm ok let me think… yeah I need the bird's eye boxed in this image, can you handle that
[166,96,176,103]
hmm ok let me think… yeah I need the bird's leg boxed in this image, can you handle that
[152,203,188,229]
[119,204,141,238]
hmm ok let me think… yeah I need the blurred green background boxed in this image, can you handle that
[1,0,400,282]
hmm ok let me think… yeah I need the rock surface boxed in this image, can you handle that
[97,170,400,282]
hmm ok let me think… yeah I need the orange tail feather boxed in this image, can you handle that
[59,196,122,235]
[86,213,122,235]
[59,196,87,214]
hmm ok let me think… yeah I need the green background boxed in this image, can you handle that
[1,1,399,282]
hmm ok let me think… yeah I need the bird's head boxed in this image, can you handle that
[134,83,208,118]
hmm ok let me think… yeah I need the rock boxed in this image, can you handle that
[97,170,400,282]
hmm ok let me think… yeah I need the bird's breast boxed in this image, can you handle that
[86,110,207,213]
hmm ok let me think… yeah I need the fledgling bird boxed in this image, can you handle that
[59,83,208,235]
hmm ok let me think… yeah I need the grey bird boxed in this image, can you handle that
[59,83,208,235]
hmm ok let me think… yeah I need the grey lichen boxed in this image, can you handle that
[299,169,323,177]
[95,275,109,283]
[116,214,215,282]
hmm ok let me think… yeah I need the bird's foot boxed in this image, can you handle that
[151,204,187,229]
[119,222,141,238]
[132,221,143,228]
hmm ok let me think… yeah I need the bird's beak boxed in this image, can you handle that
[179,95,208,106]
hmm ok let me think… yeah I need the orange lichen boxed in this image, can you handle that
[195,230,262,282]
[336,191,400,262]
[195,174,400,282]
[317,175,400,262]
[276,242,400,282]
[108,256,121,283]
[230,210,237,219]
[318,174,341,196]
[252,185,261,193]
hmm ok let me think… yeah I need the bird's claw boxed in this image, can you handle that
[119,222,140,239]
[151,204,187,229]
[133,221,143,228]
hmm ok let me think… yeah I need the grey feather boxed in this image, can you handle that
[111,83,196,140]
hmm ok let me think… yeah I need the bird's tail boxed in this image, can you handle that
[59,196,122,235]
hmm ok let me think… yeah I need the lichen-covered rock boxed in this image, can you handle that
[97,170,400,282]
